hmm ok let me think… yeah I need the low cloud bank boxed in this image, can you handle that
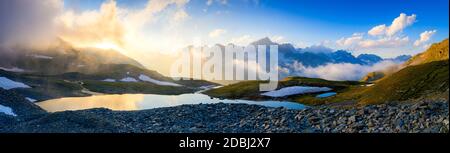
[284,60,401,81]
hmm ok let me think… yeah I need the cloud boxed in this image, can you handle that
[336,33,364,47]
[368,25,387,36]
[206,0,213,6]
[205,0,228,6]
[414,30,437,46]
[58,0,190,47]
[229,35,254,46]
[300,45,334,53]
[57,0,126,47]
[208,29,227,38]
[285,60,400,81]
[358,36,409,48]
[173,9,189,22]
[337,13,417,51]
[337,34,409,50]
[0,0,190,50]
[220,0,228,5]
[0,0,63,47]
[368,13,416,37]
[270,35,285,43]
[422,43,432,49]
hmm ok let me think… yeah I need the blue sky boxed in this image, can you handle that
[62,0,449,57]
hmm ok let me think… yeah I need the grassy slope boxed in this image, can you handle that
[361,39,449,83]
[358,39,449,104]
[360,71,385,82]
[1,63,214,101]
[205,38,449,106]
[404,39,449,66]
[204,77,365,101]
[359,60,449,105]
[60,64,218,88]
[1,70,87,100]
[203,80,264,99]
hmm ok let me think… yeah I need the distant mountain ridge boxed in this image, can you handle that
[247,37,410,67]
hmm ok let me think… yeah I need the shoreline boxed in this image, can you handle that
[1,99,448,133]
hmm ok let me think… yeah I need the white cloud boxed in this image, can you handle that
[368,13,416,37]
[205,0,227,6]
[0,0,190,50]
[422,43,432,49]
[336,33,363,47]
[337,35,409,50]
[173,9,189,23]
[414,30,437,46]
[270,35,285,43]
[300,45,334,53]
[208,29,227,38]
[387,13,416,36]
[206,0,213,6]
[294,41,309,48]
[229,35,254,46]
[286,60,400,81]
[358,36,409,48]
[56,0,190,50]
[220,0,228,5]
[368,25,387,36]
[337,13,417,51]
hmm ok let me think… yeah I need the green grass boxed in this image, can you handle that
[290,86,367,106]
[360,71,385,82]
[204,77,365,102]
[405,39,449,66]
[203,80,265,99]
[2,66,200,100]
[10,76,87,100]
[359,60,449,104]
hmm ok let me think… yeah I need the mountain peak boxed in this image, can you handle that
[250,37,277,46]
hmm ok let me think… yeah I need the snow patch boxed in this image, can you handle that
[28,54,53,59]
[0,104,17,116]
[316,92,337,98]
[361,84,375,87]
[120,77,138,82]
[199,85,217,90]
[0,77,31,90]
[26,97,37,102]
[102,79,116,82]
[262,86,332,97]
[0,67,25,72]
[138,74,181,86]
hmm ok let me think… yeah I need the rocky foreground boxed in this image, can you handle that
[1,99,448,133]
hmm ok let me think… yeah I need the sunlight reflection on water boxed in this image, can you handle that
[37,93,307,112]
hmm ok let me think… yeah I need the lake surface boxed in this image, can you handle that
[37,93,307,112]
[316,92,337,98]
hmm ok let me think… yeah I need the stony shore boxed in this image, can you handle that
[1,99,448,133]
